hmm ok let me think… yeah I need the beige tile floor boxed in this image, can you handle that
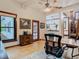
[6,39,79,59]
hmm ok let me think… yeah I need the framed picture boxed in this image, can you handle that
[20,18,31,29]
[40,23,45,29]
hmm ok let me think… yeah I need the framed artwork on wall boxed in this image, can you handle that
[40,23,45,29]
[20,18,31,29]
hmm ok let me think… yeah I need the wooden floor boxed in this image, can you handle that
[6,39,79,59]
[6,40,45,59]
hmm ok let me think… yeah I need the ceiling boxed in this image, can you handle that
[12,0,79,11]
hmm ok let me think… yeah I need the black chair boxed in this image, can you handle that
[44,34,66,58]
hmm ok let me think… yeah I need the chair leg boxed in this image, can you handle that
[71,48,79,59]
[71,48,74,59]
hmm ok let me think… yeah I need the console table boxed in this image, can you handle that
[19,34,32,46]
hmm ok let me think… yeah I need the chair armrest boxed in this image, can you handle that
[56,45,67,55]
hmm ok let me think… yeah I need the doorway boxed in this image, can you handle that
[32,20,39,41]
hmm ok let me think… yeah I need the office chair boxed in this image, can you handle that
[44,34,66,59]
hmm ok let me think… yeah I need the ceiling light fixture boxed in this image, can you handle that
[43,0,62,12]
[44,7,51,12]
[44,0,51,12]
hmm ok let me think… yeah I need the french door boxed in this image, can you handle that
[32,20,39,41]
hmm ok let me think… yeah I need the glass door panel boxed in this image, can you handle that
[32,21,39,41]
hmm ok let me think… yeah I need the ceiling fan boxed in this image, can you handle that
[54,0,57,3]
[45,0,62,9]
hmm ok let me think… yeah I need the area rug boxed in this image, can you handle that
[23,49,64,59]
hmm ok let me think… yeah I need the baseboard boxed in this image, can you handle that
[64,35,68,36]
[5,39,45,49]
[40,39,45,41]
[5,44,19,49]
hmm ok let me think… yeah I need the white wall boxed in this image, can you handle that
[40,18,46,39]
[0,0,46,47]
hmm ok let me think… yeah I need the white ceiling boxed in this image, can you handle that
[12,0,79,11]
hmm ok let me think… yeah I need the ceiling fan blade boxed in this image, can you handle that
[54,6,62,9]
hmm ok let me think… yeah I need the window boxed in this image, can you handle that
[0,16,17,42]
[46,18,60,31]
[46,13,60,32]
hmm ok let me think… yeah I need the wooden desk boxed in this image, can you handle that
[47,39,79,59]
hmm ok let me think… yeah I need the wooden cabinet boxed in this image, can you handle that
[19,34,32,46]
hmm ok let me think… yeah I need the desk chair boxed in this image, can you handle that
[45,34,66,59]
